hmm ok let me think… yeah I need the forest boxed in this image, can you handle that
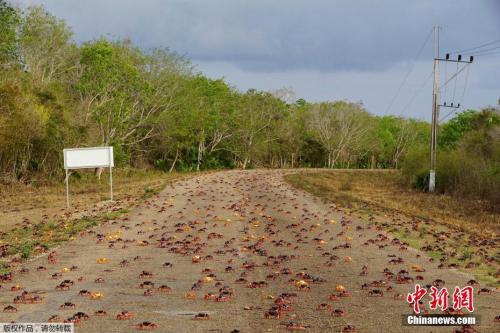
[0,3,498,207]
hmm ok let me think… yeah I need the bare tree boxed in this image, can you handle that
[309,102,369,168]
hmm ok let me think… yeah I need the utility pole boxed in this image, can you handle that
[429,26,440,192]
[428,26,473,192]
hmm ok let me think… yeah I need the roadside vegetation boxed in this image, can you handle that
[0,2,498,276]
[0,169,188,266]
[1,2,498,208]
[286,170,499,286]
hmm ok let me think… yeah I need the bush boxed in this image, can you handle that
[402,144,500,210]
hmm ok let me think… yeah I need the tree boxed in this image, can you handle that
[18,6,75,86]
[231,90,286,168]
[308,101,370,168]
[0,0,19,66]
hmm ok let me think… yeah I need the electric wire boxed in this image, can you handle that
[449,38,500,54]
[398,71,434,116]
[384,28,433,114]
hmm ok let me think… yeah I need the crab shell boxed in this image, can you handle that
[3,306,17,313]
[137,322,157,330]
[194,314,210,320]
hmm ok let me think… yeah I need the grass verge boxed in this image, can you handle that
[285,170,499,286]
[0,168,194,270]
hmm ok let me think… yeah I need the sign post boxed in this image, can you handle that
[63,146,114,208]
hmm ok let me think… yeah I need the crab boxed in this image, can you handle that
[184,292,196,300]
[78,289,91,296]
[158,285,172,293]
[116,311,134,320]
[139,271,153,279]
[140,281,155,289]
[204,292,217,300]
[119,260,130,267]
[264,307,281,319]
[316,303,332,311]
[56,284,70,291]
[60,302,76,310]
[48,251,58,264]
[64,316,81,324]
[11,284,22,291]
[331,309,346,317]
[368,289,384,297]
[337,290,352,297]
[3,305,17,313]
[281,321,309,331]
[48,315,61,322]
[143,289,155,296]
[95,310,107,316]
[478,288,492,295]
[74,312,90,320]
[136,322,158,330]
[194,312,210,320]
[342,325,358,333]
[90,292,104,300]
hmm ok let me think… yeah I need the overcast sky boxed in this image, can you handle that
[14,0,500,120]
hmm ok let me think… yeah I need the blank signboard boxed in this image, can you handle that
[63,147,114,169]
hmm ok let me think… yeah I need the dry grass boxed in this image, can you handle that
[0,168,189,232]
[0,168,193,264]
[286,169,499,235]
[285,170,499,286]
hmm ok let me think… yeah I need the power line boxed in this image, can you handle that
[449,38,500,54]
[438,63,471,91]
[472,50,500,57]
[462,44,500,55]
[384,28,433,114]
[398,71,434,116]
[451,62,459,104]
[439,56,472,122]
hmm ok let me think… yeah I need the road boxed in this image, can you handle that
[1,170,497,332]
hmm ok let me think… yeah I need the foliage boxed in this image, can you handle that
[402,108,500,209]
[0,3,497,211]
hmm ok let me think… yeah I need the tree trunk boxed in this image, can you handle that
[169,150,179,173]
[242,156,249,169]
[197,140,204,172]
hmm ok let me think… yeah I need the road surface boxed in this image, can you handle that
[1,170,497,332]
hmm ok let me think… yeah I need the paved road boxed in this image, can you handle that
[1,170,497,332]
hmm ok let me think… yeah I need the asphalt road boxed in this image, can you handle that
[1,170,498,332]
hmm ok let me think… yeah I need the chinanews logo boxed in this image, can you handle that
[404,284,479,326]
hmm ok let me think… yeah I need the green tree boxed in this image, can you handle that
[0,0,19,65]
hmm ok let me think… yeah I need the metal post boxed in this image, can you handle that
[65,169,70,208]
[109,166,113,201]
[429,26,439,192]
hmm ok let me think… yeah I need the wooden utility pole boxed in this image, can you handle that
[429,26,440,192]
[428,27,474,192]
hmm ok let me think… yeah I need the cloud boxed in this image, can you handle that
[13,0,500,72]
[11,0,500,117]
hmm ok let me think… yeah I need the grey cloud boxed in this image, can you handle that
[12,0,500,117]
[14,0,500,72]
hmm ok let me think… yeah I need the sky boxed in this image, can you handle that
[13,0,500,120]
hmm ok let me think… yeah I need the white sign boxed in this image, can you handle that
[63,146,114,169]
[63,146,114,208]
